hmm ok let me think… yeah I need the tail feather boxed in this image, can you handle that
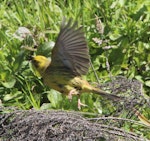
[92,88,122,101]
[81,80,122,101]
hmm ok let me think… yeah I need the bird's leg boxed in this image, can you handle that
[77,96,87,110]
[68,89,78,101]
[68,89,87,110]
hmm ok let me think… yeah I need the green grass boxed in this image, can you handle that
[0,0,150,139]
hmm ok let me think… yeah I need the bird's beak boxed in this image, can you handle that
[27,55,34,61]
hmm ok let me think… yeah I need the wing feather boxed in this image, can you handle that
[50,18,90,76]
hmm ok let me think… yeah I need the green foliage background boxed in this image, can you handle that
[0,0,150,138]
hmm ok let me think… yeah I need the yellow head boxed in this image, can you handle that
[31,55,51,76]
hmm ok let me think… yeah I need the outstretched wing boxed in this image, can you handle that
[50,18,90,76]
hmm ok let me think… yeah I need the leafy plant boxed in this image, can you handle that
[0,0,150,139]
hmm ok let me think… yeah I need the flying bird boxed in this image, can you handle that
[31,18,120,109]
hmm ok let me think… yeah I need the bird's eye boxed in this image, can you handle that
[32,59,36,64]
[32,60,39,67]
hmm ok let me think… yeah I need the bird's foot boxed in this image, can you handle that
[78,98,87,110]
[68,89,78,101]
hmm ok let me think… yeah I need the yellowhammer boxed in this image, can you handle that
[31,18,120,109]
